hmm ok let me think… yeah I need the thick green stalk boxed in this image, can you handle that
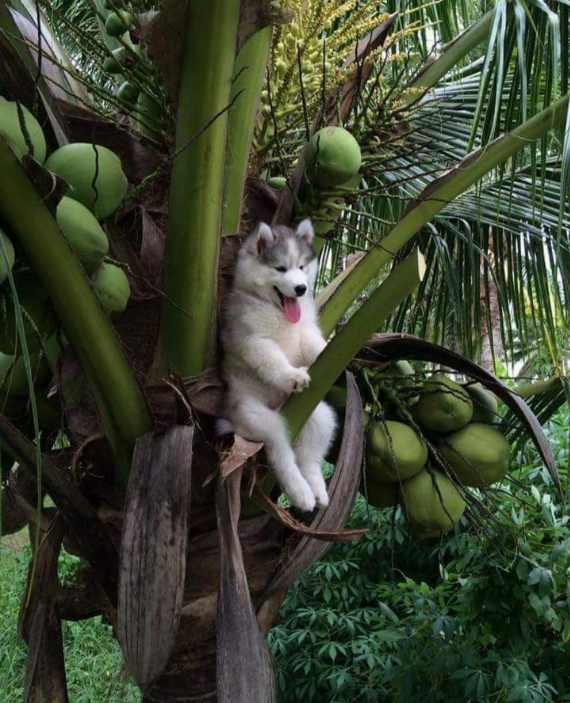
[320,94,570,336]
[406,9,498,100]
[222,27,273,234]
[162,0,240,376]
[283,250,425,439]
[0,138,152,485]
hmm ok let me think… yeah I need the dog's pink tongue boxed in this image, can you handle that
[284,296,302,323]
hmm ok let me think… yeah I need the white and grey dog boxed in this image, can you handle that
[218,219,336,512]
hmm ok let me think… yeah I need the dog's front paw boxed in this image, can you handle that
[288,480,316,512]
[304,469,329,509]
[287,366,311,393]
[314,485,329,509]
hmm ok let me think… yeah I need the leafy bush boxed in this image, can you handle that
[270,409,570,703]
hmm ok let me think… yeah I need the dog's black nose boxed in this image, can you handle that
[295,284,307,297]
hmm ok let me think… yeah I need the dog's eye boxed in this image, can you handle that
[299,265,304,270]
[274,266,287,272]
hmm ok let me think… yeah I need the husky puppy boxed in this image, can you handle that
[219,219,336,512]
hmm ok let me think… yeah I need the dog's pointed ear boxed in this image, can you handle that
[295,218,315,245]
[245,222,274,255]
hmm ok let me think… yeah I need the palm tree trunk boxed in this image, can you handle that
[140,516,283,702]
[480,282,502,372]
[479,232,503,372]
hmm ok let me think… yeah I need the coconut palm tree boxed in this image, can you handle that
[0,0,568,700]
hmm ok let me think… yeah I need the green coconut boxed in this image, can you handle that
[0,272,56,355]
[133,92,163,137]
[0,351,50,396]
[93,263,131,312]
[42,334,64,369]
[0,228,15,286]
[465,383,499,424]
[373,360,416,394]
[105,10,134,36]
[103,51,122,74]
[117,81,140,107]
[56,197,110,273]
[306,126,362,187]
[0,97,47,164]
[46,144,128,220]
[438,423,510,488]
[311,200,343,235]
[417,373,473,433]
[375,360,414,380]
[366,420,427,484]
[372,360,415,392]
[401,468,465,533]
[372,361,417,411]
[325,384,347,413]
[360,475,398,509]
[103,47,136,73]
[342,173,362,190]
[268,176,287,189]
[409,522,445,540]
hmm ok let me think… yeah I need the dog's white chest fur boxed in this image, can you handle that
[221,289,321,409]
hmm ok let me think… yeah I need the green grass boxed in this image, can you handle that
[0,535,139,702]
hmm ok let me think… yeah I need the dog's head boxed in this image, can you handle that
[236,219,317,323]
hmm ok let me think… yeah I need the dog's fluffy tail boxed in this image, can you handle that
[216,417,234,437]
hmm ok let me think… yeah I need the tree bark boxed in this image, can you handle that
[479,231,503,372]
[141,515,284,702]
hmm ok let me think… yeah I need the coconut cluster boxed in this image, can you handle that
[326,362,510,540]
[0,97,133,423]
[267,125,362,243]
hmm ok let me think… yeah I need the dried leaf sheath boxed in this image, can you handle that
[118,426,194,690]
[216,469,277,703]
[20,514,69,703]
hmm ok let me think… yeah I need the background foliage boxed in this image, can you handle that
[270,406,570,703]
[2,406,569,703]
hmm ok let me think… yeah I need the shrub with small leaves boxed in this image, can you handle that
[270,407,570,703]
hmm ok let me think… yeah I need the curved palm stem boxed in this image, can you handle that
[0,138,152,485]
